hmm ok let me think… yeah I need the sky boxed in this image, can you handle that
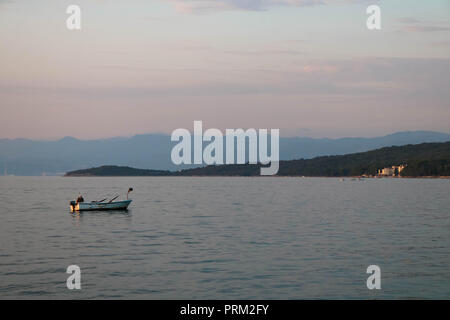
[0,0,449,139]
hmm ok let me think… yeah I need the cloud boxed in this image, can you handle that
[302,64,338,74]
[223,49,304,56]
[402,25,450,33]
[3,57,448,98]
[397,17,422,24]
[0,0,12,8]
[167,0,372,14]
[2,57,448,139]
[398,17,450,33]
[432,40,450,47]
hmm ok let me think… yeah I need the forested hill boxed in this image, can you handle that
[177,142,450,177]
[65,142,450,177]
[65,165,172,177]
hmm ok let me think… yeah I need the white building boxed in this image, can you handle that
[378,165,406,177]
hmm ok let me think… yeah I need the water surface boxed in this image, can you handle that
[0,177,449,299]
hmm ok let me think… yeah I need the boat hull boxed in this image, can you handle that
[70,200,132,212]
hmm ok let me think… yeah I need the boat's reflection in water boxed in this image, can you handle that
[70,209,132,224]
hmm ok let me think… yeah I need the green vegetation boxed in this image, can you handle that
[276,142,450,177]
[65,142,450,177]
[65,165,172,177]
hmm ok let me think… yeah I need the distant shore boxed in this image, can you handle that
[64,141,450,178]
[64,173,450,179]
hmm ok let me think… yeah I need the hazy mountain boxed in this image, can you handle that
[279,131,450,160]
[1,131,449,176]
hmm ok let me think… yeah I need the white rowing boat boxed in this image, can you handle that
[70,188,133,212]
[70,200,132,212]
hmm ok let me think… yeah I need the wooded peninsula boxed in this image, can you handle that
[65,142,450,177]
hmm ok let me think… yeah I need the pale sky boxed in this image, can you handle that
[0,0,449,139]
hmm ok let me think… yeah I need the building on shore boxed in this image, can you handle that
[378,165,407,177]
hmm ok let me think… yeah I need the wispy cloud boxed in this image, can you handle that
[4,57,448,98]
[402,25,450,33]
[0,0,12,9]
[432,40,450,47]
[223,49,304,56]
[397,17,422,24]
[167,0,373,14]
[398,17,450,33]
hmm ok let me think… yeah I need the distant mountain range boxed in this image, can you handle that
[66,141,450,177]
[1,131,450,176]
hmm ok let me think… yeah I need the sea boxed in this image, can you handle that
[0,176,449,299]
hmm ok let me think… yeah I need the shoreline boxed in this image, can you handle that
[62,174,450,179]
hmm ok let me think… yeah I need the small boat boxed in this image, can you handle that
[70,188,133,212]
[70,200,132,212]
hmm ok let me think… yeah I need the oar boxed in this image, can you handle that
[108,195,119,203]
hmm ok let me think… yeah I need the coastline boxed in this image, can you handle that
[63,174,450,179]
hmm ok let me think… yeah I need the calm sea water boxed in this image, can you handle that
[0,176,449,299]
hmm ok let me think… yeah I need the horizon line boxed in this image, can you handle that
[1,130,450,142]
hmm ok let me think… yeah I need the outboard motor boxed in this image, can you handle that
[127,187,133,200]
[69,201,76,212]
